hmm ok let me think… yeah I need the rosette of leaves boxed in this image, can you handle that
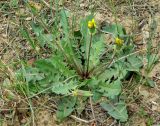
[19,6,143,122]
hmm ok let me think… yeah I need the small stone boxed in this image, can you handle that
[25,17,32,21]
[21,118,27,124]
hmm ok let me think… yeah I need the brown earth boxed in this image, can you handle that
[0,0,160,126]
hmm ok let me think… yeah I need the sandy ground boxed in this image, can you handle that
[0,0,160,125]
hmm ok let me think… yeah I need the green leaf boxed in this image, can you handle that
[56,96,76,122]
[31,22,43,36]
[31,22,46,46]
[102,23,126,37]
[100,101,128,122]
[98,68,116,81]
[146,79,155,87]
[35,59,55,73]
[35,55,76,84]
[126,55,143,72]
[87,78,100,89]
[92,91,103,102]
[60,11,83,70]
[80,15,93,42]
[50,55,75,77]
[75,97,87,114]
[52,81,77,95]
[146,54,159,73]
[23,67,44,83]
[10,0,18,7]
[31,22,54,47]
[60,9,70,40]
[99,79,121,98]
[77,90,93,97]
[42,34,54,42]
[74,30,82,38]
[80,15,94,59]
[90,36,106,67]
[20,27,35,49]
[114,62,128,79]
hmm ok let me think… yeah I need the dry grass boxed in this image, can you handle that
[0,0,160,126]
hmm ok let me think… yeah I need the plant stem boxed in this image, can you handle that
[86,34,92,77]
[96,54,115,77]
[95,49,145,77]
[56,41,82,76]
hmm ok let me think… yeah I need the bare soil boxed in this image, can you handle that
[0,0,160,126]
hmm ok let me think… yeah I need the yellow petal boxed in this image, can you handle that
[72,90,78,96]
[92,19,95,23]
[88,19,96,29]
[92,19,96,27]
[115,38,123,45]
[88,21,93,28]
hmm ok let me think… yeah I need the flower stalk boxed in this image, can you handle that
[86,33,93,78]
[85,18,96,78]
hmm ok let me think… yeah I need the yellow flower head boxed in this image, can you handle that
[88,19,96,29]
[72,90,78,96]
[115,37,124,46]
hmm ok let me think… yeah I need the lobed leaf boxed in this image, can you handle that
[52,81,77,95]
[56,97,76,122]
[100,101,128,122]
[20,27,35,49]
[99,79,121,98]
